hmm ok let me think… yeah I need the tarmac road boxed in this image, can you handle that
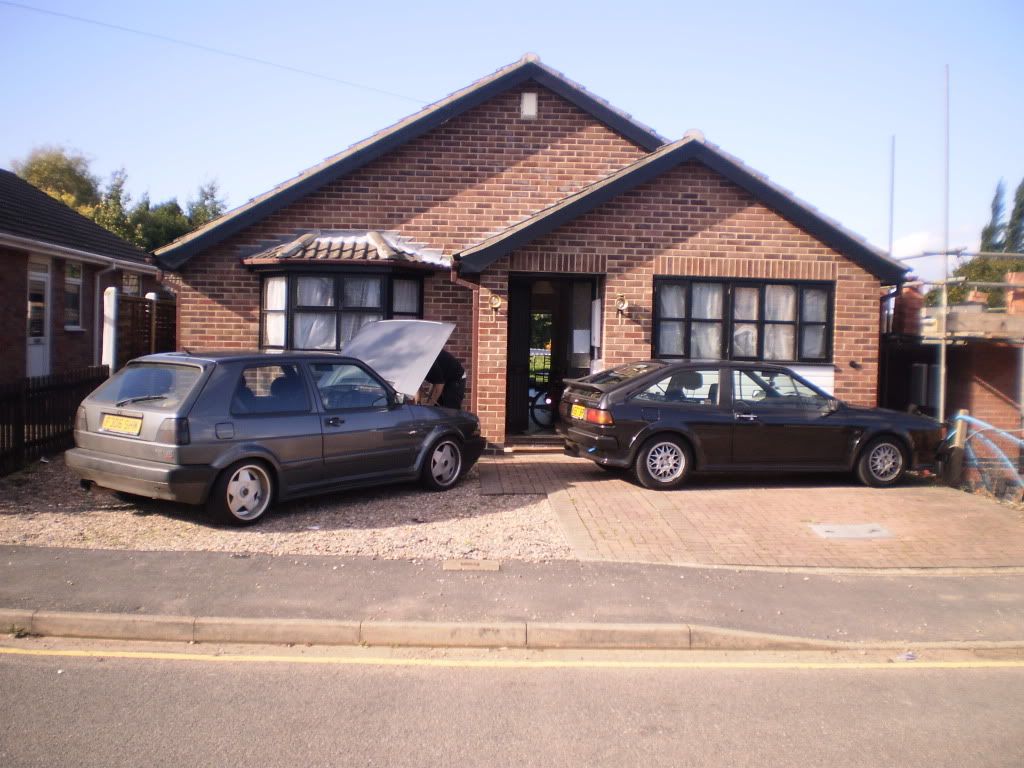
[1,639,1022,768]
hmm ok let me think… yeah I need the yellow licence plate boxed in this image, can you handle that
[101,414,143,436]
[570,404,586,420]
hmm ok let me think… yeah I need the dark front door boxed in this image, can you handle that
[506,275,599,435]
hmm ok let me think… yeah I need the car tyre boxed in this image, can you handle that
[856,436,907,488]
[421,437,464,491]
[634,436,691,490]
[208,460,275,525]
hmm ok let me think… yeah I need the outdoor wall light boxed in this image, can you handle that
[489,294,503,314]
[615,294,630,315]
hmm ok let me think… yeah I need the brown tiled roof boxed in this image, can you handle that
[242,230,449,269]
[0,168,151,265]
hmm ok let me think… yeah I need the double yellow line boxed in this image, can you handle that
[2,646,1022,670]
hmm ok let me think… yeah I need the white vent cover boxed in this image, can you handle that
[521,92,538,119]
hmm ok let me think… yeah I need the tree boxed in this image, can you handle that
[13,145,100,212]
[128,195,192,252]
[92,170,136,243]
[979,180,1006,254]
[187,180,226,228]
[1005,178,1024,256]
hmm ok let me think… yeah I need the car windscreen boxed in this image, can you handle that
[581,362,667,388]
[90,363,203,411]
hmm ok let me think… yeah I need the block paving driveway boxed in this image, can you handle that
[479,454,1024,569]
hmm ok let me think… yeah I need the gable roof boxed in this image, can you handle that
[0,169,152,266]
[455,135,908,285]
[241,230,448,269]
[156,54,666,270]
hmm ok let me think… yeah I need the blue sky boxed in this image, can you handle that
[2,0,1022,279]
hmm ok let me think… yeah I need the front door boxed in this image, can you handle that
[26,260,51,377]
[506,275,599,435]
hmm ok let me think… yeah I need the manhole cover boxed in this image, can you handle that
[442,559,500,572]
[810,523,892,540]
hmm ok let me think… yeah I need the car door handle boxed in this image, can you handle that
[324,417,345,427]
[734,412,758,422]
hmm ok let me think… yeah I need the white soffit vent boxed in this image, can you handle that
[521,91,538,119]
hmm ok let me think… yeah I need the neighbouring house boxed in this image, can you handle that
[0,169,160,383]
[156,55,907,447]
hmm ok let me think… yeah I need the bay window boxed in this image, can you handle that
[653,279,833,363]
[260,272,423,351]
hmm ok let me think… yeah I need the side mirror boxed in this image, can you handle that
[826,398,841,413]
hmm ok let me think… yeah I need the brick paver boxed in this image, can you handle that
[478,454,1024,568]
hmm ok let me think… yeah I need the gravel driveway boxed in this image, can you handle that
[0,456,571,562]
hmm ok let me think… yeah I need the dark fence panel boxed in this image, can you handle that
[0,365,109,475]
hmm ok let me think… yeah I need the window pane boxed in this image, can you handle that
[343,277,382,309]
[633,369,720,405]
[392,279,419,314]
[733,286,758,321]
[341,312,383,344]
[262,312,285,347]
[764,325,795,360]
[765,285,796,321]
[310,362,388,410]
[656,320,685,356]
[801,287,828,323]
[690,322,722,359]
[122,273,140,296]
[294,312,337,350]
[65,262,82,281]
[64,282,81,326]
[297,276,335,307]
[233,364,308,414]
[732,322,758,357]
[801,324,827,359]
[657,283,686,318]
[691,283,723,319]
[263,277,287,311]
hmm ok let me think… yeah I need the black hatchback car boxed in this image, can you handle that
[557,361,946,490]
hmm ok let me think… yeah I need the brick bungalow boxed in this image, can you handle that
[0,169,159,384]
[156,55,907,446]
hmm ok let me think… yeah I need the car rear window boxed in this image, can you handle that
[90,363,203,411]
[583,362,666,387]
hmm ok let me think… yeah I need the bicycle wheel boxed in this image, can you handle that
[530,388,555,428]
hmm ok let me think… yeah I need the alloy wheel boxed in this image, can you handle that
[646,441,685,483]
[431,441,462,487]
[868,443,903,483]
[225,464,272,521]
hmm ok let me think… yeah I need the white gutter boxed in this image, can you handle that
[0,232,159,275]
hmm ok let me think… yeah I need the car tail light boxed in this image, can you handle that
[75,406,88,432]
[585,408,614,426]
[156,417,190,445]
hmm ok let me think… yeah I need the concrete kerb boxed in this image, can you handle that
[3,608,1024,652]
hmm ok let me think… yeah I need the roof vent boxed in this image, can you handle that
[521,91,538,120]
[683,128,705,142]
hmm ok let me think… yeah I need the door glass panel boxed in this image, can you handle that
[310,363,388,410]
[27,277,46,338]
[568,280,592,372]
[734,369,824,408]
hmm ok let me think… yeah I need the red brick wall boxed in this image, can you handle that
[948,343,1021,432]
[170,82,648,385]
[473,161,884,444]
[0,247,28,384]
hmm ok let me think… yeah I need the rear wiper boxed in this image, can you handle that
[115,395,167,407]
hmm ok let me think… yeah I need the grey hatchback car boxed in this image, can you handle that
[66,321,484,525]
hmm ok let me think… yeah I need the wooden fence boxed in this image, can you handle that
[116,295,177,369]
[0,366,109,476]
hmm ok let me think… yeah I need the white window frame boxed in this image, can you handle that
[64,260,84,330]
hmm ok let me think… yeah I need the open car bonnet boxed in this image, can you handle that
[343,319,455,398]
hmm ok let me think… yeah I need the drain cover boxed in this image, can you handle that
[442,559,500,572]
[810,523,892,540]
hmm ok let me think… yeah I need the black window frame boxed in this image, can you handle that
[653,278,835,364]
[258,270,425,352]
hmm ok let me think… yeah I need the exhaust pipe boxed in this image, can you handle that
[79,479,94,492]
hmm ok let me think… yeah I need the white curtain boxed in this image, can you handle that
[801,325,827,359]
[658,284,686,317]
[344,277,382,309]
[263,277,287,311]
[341,312,383,344]
[732,324,757,357]
[733,286,758,320]
[691,322,723,358]
[657,321,684,356]
[392,279,419,314]
[765,285,796,321]
[297,277,334,307]
[691,283,723,319]
[801,288,828,323]
[765,325,795,360]
[263,313,285,347]
[295,313,336,349]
